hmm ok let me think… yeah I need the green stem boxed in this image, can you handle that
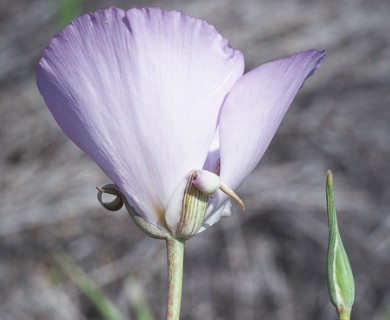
[165,237,185,320]
[338,307,351,320]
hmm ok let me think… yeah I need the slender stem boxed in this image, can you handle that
[338,307,351,320]
[165,237,185,320]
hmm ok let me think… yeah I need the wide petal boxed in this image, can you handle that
[201,50,325,217]
[36,8,244,228]
[219,49,325,190]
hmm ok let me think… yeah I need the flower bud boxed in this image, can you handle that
[326,171,355,318]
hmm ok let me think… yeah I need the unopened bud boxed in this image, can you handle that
[326,171,355,319]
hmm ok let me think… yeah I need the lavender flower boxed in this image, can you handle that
[37,7,324,239]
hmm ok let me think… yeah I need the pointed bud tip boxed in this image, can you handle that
[219,183,245,210]
[326,170,333,189]
[237,199,245,211]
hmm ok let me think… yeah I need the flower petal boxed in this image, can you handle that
[37,7,244,228]
[219,49,325,191]
[198,198,232,233]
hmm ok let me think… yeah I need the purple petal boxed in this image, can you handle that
[37,7,244,228]
[219,49,325,191]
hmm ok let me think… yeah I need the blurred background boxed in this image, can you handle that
[1,0,389,319]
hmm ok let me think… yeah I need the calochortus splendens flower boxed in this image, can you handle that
[37,7,325,241]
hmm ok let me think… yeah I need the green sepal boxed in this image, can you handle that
[172,171,209,240]
[97,184,168,240]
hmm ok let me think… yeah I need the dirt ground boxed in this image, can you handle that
[0,0,389,319]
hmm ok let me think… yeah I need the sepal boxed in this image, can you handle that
[97,184,168,239]
[165,170,245,240]
[165,171,209,240]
